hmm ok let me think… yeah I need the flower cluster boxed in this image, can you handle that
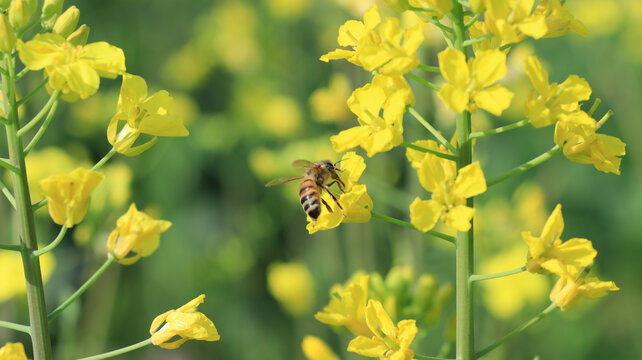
[523,204,618,311]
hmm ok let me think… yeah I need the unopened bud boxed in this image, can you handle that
[41,0,64,30]
[0,14,16,52]
[412,274,438,311]
[385,266,414,297]
[53,6,79,38]
[66,23,89,46]
[9,0,32,30]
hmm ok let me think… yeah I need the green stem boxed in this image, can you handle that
[90,148,117,171]
[475,303,558,358]
[33,226,67,257]
[469,266,526,282]
[371,211,455,244]
[16,78,49,108]
[2,53,54,360]
[499,42,516,51]
[406,73,441,92]
[587,98,601,116]
[451,3,475,359]
[75,338,153,360]
[468,119,531,140]
[0,177,16,208]
[49,256,117,321]
[0,319,31,334]
[401,141,458,161]
[0,243,22,251]
[17,90,60,137]
[0,156,20,173]
[418,64,441,73]
[461,33,494,47]
[32,198,47,211]
[23,97,59,155]
[409,9,455,34]
[464,12,483,28]
[16,67,29,81]
[407,106,458,155]
[487,145,562,187]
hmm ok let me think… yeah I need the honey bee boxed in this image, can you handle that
[265,160,345,221]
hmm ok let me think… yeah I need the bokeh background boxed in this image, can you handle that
[0,0,641,359]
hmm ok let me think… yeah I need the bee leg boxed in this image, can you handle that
[321,184,343,211]
[321,198,333,213]
[326,179,346,193]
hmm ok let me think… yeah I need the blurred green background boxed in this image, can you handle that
[0,0,641,359]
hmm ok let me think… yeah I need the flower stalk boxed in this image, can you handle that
[75,338,152,360]
[2,53,54,360]
[451,2,474,359]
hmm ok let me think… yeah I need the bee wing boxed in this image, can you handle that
[265,175,304,187]
[292,159,314,168]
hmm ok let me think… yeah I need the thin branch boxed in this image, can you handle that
[487,145,562,187]
[0,320,31,334]
[418,64,440,73]
[16,78,49,108]
[17,90,60,137]
[405,73,441,92]
[469,266,526,282]
[401,141,457,161]
[371,211,456,244]
[75,338,152,360]
[0,177,16,208]
[23,97,59,155]
[0,157,20,174]
[464,12,483,29]
[0,243,21,251]
[32,198,47,211]
[33,226,67,257]
[407,106,458,155]
[462,33,494,47]
[468,119,531,139]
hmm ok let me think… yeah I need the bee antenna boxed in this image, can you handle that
[333,159,346,172]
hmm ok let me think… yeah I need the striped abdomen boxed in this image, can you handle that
[299,178,321,220]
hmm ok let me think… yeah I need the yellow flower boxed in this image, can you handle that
[40,167,104,227]
[331,82,407,157]
[302,336,339,360]
[307,152,373,234]
[107,73,189,156]
[0,343,28,360]
[315,274,372,337]
[545,263,619,312]
[554,111,626,175]
[524,55,591,128]
[483,0,548,44]
[347,299,417,360]
[0,252,55,303]
[405,139,452,168]
[408,0,452,19]
[321,5,423,76]
[522,204,597,274]
[309,73,352,123]
[267,262,315,316]
[150,294,220,349]
[534,0,587,38]
[410,159,487,232]
[17,33,125,101]
[106,203,172,265]
[438,48,514,116]
[0,14,16,53]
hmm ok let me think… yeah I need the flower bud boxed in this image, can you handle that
[9,0,32,30]
[0,14,16,53]
[66,23,89,45]
[41,0,64,30]
[0,0,11,10]
[411,274,438,312]
[385,266,414,298]
[53,6,79,38]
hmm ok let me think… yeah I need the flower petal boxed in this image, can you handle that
[409,198,441,232]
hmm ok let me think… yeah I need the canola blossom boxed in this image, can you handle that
[40,168,104,227]
[554,111,626,175]
[522,204,597,274]
[315,274,371,337]
[108,73,189,156]
[438,48,514,116]
[0,343,28,360]
[410,159,487,232]
[17,33,126,101]
[544,262,619,312]
[321,5,423,76]
[150,294,220,349]
[106,203,172,265]
[301,336,340,360]
[524,55,591,128]
[306,152,373,234]
[347,299,417,360]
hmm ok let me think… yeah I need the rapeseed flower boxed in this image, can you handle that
[410,159,487,232]
[408,0,452,19]
[315,274,371,336]
[330,82,407,157]
[150,294,220,349]
[106,203,172,265]
[347,299,417,360]
[483,0,548,44]
[267,262,315,316]
[554,111,626,175]
[306,152,373,234]
[522,204,597,274]
[17,33,125,101]
[545,263,619,312]
[438,48,513,116]
[40,167,104,227]
[524,55,591,128]
[534,0,587,38]
[0,343,28,360]
[107,73,188,156]
[302,336,339,360]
